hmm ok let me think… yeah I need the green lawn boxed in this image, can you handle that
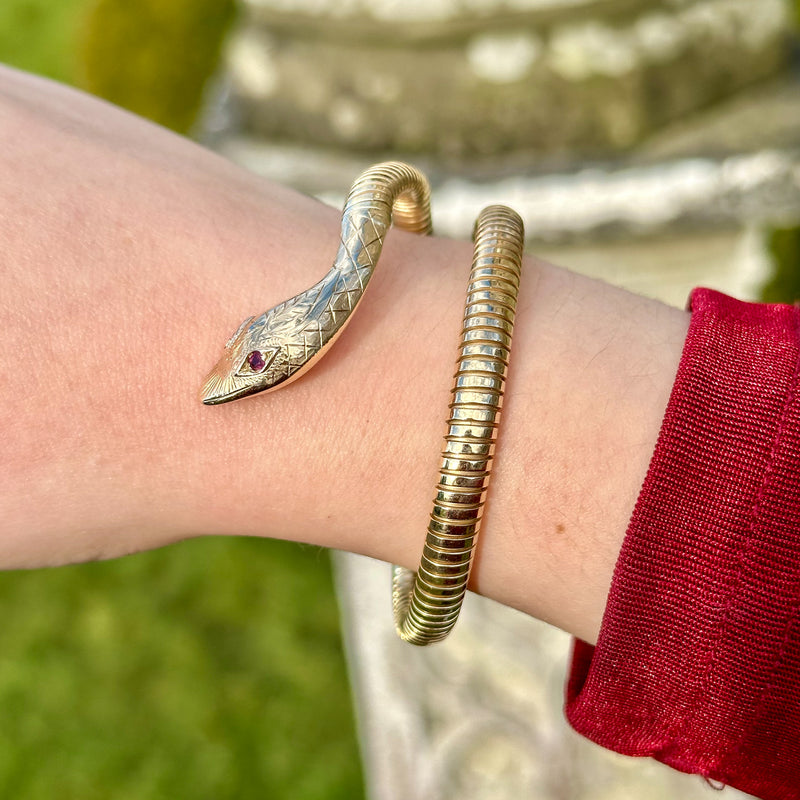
[0,538,363,799]
[0,3,365,797]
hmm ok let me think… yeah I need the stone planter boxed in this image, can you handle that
[227,0,791,159]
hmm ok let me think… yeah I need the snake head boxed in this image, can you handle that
[200,314,293,405]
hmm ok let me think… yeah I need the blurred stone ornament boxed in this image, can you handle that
[227,0,792,157]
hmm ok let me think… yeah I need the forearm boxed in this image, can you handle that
[0,66,688,644]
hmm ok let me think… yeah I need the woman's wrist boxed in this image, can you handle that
[0,65,689,644]
[179,226,688,645]
[470,261,689,642]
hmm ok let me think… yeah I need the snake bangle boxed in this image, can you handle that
[201,162,523,645]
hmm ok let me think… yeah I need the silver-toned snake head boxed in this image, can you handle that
[201,162,433,410]
[200,313,294,405]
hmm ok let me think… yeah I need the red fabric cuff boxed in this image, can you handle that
[565,288,800,800]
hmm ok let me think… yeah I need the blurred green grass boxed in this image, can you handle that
[0,539,362,800]
[0,2,365,798]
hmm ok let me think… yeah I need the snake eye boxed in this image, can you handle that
[246,351,267,372]
[237,347,279,378]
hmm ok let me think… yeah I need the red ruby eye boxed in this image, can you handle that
[247,350,267,372]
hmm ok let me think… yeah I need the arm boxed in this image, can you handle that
[0,65,688,645]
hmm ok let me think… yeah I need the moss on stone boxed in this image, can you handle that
[80,0,235,133]
[762,226,800,304]
[0,0,86,84]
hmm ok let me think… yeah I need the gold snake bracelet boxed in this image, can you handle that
[201,162,523,645]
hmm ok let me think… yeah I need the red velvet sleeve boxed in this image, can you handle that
[566,288,800,800]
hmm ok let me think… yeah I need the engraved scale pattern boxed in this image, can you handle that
[200,162,431,406]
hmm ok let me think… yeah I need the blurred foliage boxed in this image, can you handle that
[0,538,363,799]
[762,226,800,304]
[0,0,235,133]
[81,0,236,133]
[0,0,86,83]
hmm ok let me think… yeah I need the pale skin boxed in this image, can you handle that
[0,66,689,645]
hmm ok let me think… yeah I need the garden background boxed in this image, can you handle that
[3,1,800,798]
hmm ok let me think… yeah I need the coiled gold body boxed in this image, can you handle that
[392,206,524,644]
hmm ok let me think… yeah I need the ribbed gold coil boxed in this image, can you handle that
[345,161,432,236]
[393,205,525,645]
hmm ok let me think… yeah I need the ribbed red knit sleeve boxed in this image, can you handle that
[566,288,800,800]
